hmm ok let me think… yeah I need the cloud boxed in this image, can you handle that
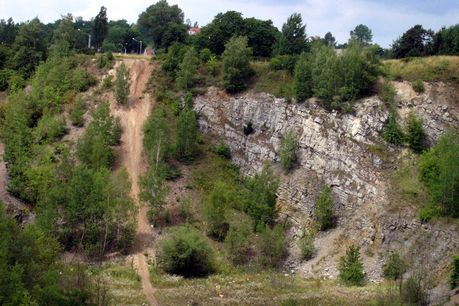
[2,0,459,47]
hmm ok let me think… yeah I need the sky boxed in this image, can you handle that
[1,0,458,47]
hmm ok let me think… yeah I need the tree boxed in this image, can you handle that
[405,112,425,153]
[203,182,230,241]
[242,17,279,57]
[175,108,199,160]
[293,52,313,102]
[93,6,108,50]
[315,185,334,230]
[280,129,298,171]
[222,36,253,93]
[176,47,199,90]
[115,62,130,105]
[137,0,187,50]
[0,18,18,45]
[432,24,459,55]
[276,13,308,55]
[392,25,434,58]
[257,224,287,268]
[339,245,365,286]
[383,252,407,280]
[350,24,373,45]
[323,32,336,47]
[383,112,404,145]
[53,14,77,52]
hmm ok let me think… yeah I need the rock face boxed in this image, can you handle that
[194,82,459,304]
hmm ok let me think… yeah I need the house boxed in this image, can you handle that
[188,26,200,36]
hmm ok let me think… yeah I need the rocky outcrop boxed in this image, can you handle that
[194,82,459,304]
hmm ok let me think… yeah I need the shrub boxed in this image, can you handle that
[380,80,397,106]
[158,226,215,277]
[243,121,254,136]
[270,55,297,73]
[97,53,113,69]
[315,185,334,230]
[176,48,199,90]
[0,68,13,91]
[298,232,314,260]
[161,43,187,77]
[175,108,199,161]
[210,142,231,159]
[70,98,86,127]
[115,62,130,105]
[451,256,459,289]
[199,48,212,63]
[383,252,407,280]
[257,224,287,268]
[203,182,230,241]
[293,53,313,102]
[225,220,252,265]
[419,131,459,217]
[412,79,425,93]
[382,112,404,145]
[401,276,429,306]
[280,130,298,172]
[102,75,113,90]
[405,112,426,153]
[33,113,66,143]
[222,36,253,93]
[338,245,365,286]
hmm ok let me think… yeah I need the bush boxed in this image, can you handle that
[102,75,113,90]
[257,224,287,268]
[383,112,404,145]
[176,48,199,90]
[405,112,426,153]
[175,108,199,161]
[210,142,231,159]
[338,245,365,286]
[451,256,459,289]
[70,98,86,127]
[97,53,113,69]
[383,252,407,280]
[225,219,253,265]
[115,62,130,105]
[270,55,297,73]
[419,131,459,217]
[161,43,187,78]
[158,226,215,277]
[401,276,429,306]
[293,53,312,102]
[199,48,212,63]
[315,185,334,230]
[243,121,254,135]
[412,79,425,93]
[379,80,397,106]
[203,182,230,241]
[0,68,13,91]
[298,232,314,260]
[222,36,253,93]
[33,113,66,143]
[280,130,298,172]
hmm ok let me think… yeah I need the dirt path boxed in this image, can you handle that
[110,58,157,306]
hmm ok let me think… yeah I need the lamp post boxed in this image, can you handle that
[77,29,91,49]
[118,43,127,55]
[132,37,143,55]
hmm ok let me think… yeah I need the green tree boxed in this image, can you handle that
[276,13,308,55]
[383,112,405,145]
[383,252,407,280]
[257,224,287,268]
[405,112,425,153]
[293,52,313,102]
[323,32,336,47]
[222,36,253,93]
[392,25,434,58]
[175,108,199,160]
[158,226,215,277]
[115,62,130,105]
[419,131,459,217]
[315,185,334,230]
[93,6,108,49]
[338,245,365,286]
[280,129,298,171]
[176,47,199,90]
[243,17,279,57]
[203,182,230,241]
[225,219,252,265]
[137,0,187,50]
[350,24,373,45]
[53,14,77,52]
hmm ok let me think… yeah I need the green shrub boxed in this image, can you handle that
[419,131,459,217]
[8,73,25,92]
[72,68,97,92]
[405,112,426,153]
[315,185,334,230]
[451,256,459,289]
[280,130,298,172]
[380,80,397,106]
[293,53,312,102]
[203,182,230,241]
[210,142,231,159]
[298,232,315,260]
[383,112,404,145]
[225,219,252,265]
[97,53,113,69]
[33,113,66,143]
[257,224,287,268]
[158,226,215,277]
[401,276,429,306]
[175,108,199,161]
[0,68,13,91]
[176,48,199,90]
[161,43,187,78]
[222,36,253,93]
[199,48,212,63]
[338,245,365,286]
[70,98,86,127]
[412,79,425,93]
[115,62,130,105]
[102,75,113,90]
[270,55,297,73]
[243,121,254,135]
[383,252,407,280]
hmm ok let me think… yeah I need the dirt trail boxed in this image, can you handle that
[110,58,157,306]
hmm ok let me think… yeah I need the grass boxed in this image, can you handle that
[383,55,459,83]
[251,61,294,100]
[90,261,147,306]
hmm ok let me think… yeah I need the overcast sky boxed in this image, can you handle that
[1,0,458,47]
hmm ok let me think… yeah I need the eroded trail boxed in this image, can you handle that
[110,58,157,306]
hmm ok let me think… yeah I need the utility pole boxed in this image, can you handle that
[132,38,141,55]
[78,29,91,49]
